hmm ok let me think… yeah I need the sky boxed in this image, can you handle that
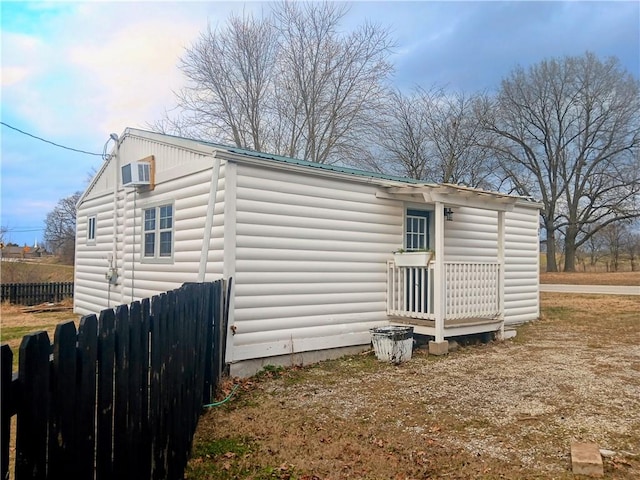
[1,0,639,247]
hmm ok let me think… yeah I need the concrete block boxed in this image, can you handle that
[502,329,517,340]
[571,442,603,477]
[428,340,449,356]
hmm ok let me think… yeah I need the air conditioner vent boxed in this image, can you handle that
[122,162,151,187]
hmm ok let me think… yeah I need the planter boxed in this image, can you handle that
[370,326,414,364]
[393,251,433,267]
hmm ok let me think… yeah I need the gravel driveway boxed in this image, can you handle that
[189,293,640,479]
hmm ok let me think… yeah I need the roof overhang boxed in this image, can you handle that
[377,183,523,212]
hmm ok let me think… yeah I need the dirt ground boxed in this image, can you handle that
[188,292,640,480]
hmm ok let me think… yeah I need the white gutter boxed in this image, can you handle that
[197,155,222,282]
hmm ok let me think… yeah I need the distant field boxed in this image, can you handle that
[0,258,74,283]
[540,271,640,286]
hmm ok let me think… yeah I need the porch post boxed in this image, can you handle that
[497,210,506,339]
[433,202,445,343]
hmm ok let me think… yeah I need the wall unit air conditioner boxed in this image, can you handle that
[122,161,151,187]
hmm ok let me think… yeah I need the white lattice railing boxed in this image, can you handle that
[386,261,500,320]
[444,262,499,319]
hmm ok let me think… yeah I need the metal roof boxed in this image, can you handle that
[120,128,540,207]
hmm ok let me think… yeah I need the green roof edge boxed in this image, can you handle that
[128,128,427,185]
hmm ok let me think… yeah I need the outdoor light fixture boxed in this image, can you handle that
[444,207,454,221]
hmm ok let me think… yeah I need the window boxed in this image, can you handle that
[87,216,96,244]
[143,204,173,259]
[405,209,430,250]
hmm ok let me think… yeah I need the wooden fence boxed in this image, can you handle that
[1,280,229,480]
[0,282,74,306]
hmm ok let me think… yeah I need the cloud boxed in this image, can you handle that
[1,2,213,139]
[385,1,639,92]
[67,15,201,135]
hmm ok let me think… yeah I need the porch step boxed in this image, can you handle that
[389,317,501,329]
[389,316,502,338]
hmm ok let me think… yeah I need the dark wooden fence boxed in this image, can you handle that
[0,282,74,306]
[1,280,229,480]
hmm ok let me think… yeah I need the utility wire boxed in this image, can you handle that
[4,228,43,233]
[0,121,103,156]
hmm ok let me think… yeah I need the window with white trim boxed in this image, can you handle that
[405,209,430,250]
[87,216,96,244]
[143,204,173,259]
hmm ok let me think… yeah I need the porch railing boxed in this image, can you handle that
[387,261,435,319]
[386,261,500,320]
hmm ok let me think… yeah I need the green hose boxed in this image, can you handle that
[203,384,240,408]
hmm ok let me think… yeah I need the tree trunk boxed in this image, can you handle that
[545,221,558,272]
[563,225,578,272]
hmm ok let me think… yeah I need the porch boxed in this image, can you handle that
[386,260,505,342]
[378,183,515,345]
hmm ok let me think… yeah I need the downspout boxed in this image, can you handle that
[198,155,222,282]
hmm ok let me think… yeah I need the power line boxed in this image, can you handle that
[0,121,103,156]
[4,228,43,233]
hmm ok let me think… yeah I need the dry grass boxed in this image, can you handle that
[188,293,640,480]
[540,271,640,286]
[1,299,81,479]
[0,258,74,283]
[0,300,79,369]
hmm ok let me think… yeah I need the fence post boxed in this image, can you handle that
[113,305,130,480]
[1,345,13,480]
[48,321,78,478]
[75,315,98,479]
[139,297,152,480]
[15,331,51,480]
[97,309,116,480]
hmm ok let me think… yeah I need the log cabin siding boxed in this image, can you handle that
[230,162,402,362]
[75,133,225,315]
[504,206,540,324]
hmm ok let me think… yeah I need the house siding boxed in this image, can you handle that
[230,162,403,362]
[76,129,542,373]
[504,205,540,324]
[74,133,225,315]
[441,205,539,325]
[443,207,498,262]
[74,191,120,313]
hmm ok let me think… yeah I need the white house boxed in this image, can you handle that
[75,128,542,376]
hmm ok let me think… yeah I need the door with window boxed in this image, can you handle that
[405,209,432,313]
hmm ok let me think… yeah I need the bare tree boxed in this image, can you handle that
[482,52,640,272]
[622,223,640,272]
[159,2,394,165]
[581,224,609,270]
[271,2,393,164]
[601,221,629,272]
[44,192,81,265]
[372,88,498,187]
[369,88,432,179]
[172,11,278,149]
[425,90,498,188]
